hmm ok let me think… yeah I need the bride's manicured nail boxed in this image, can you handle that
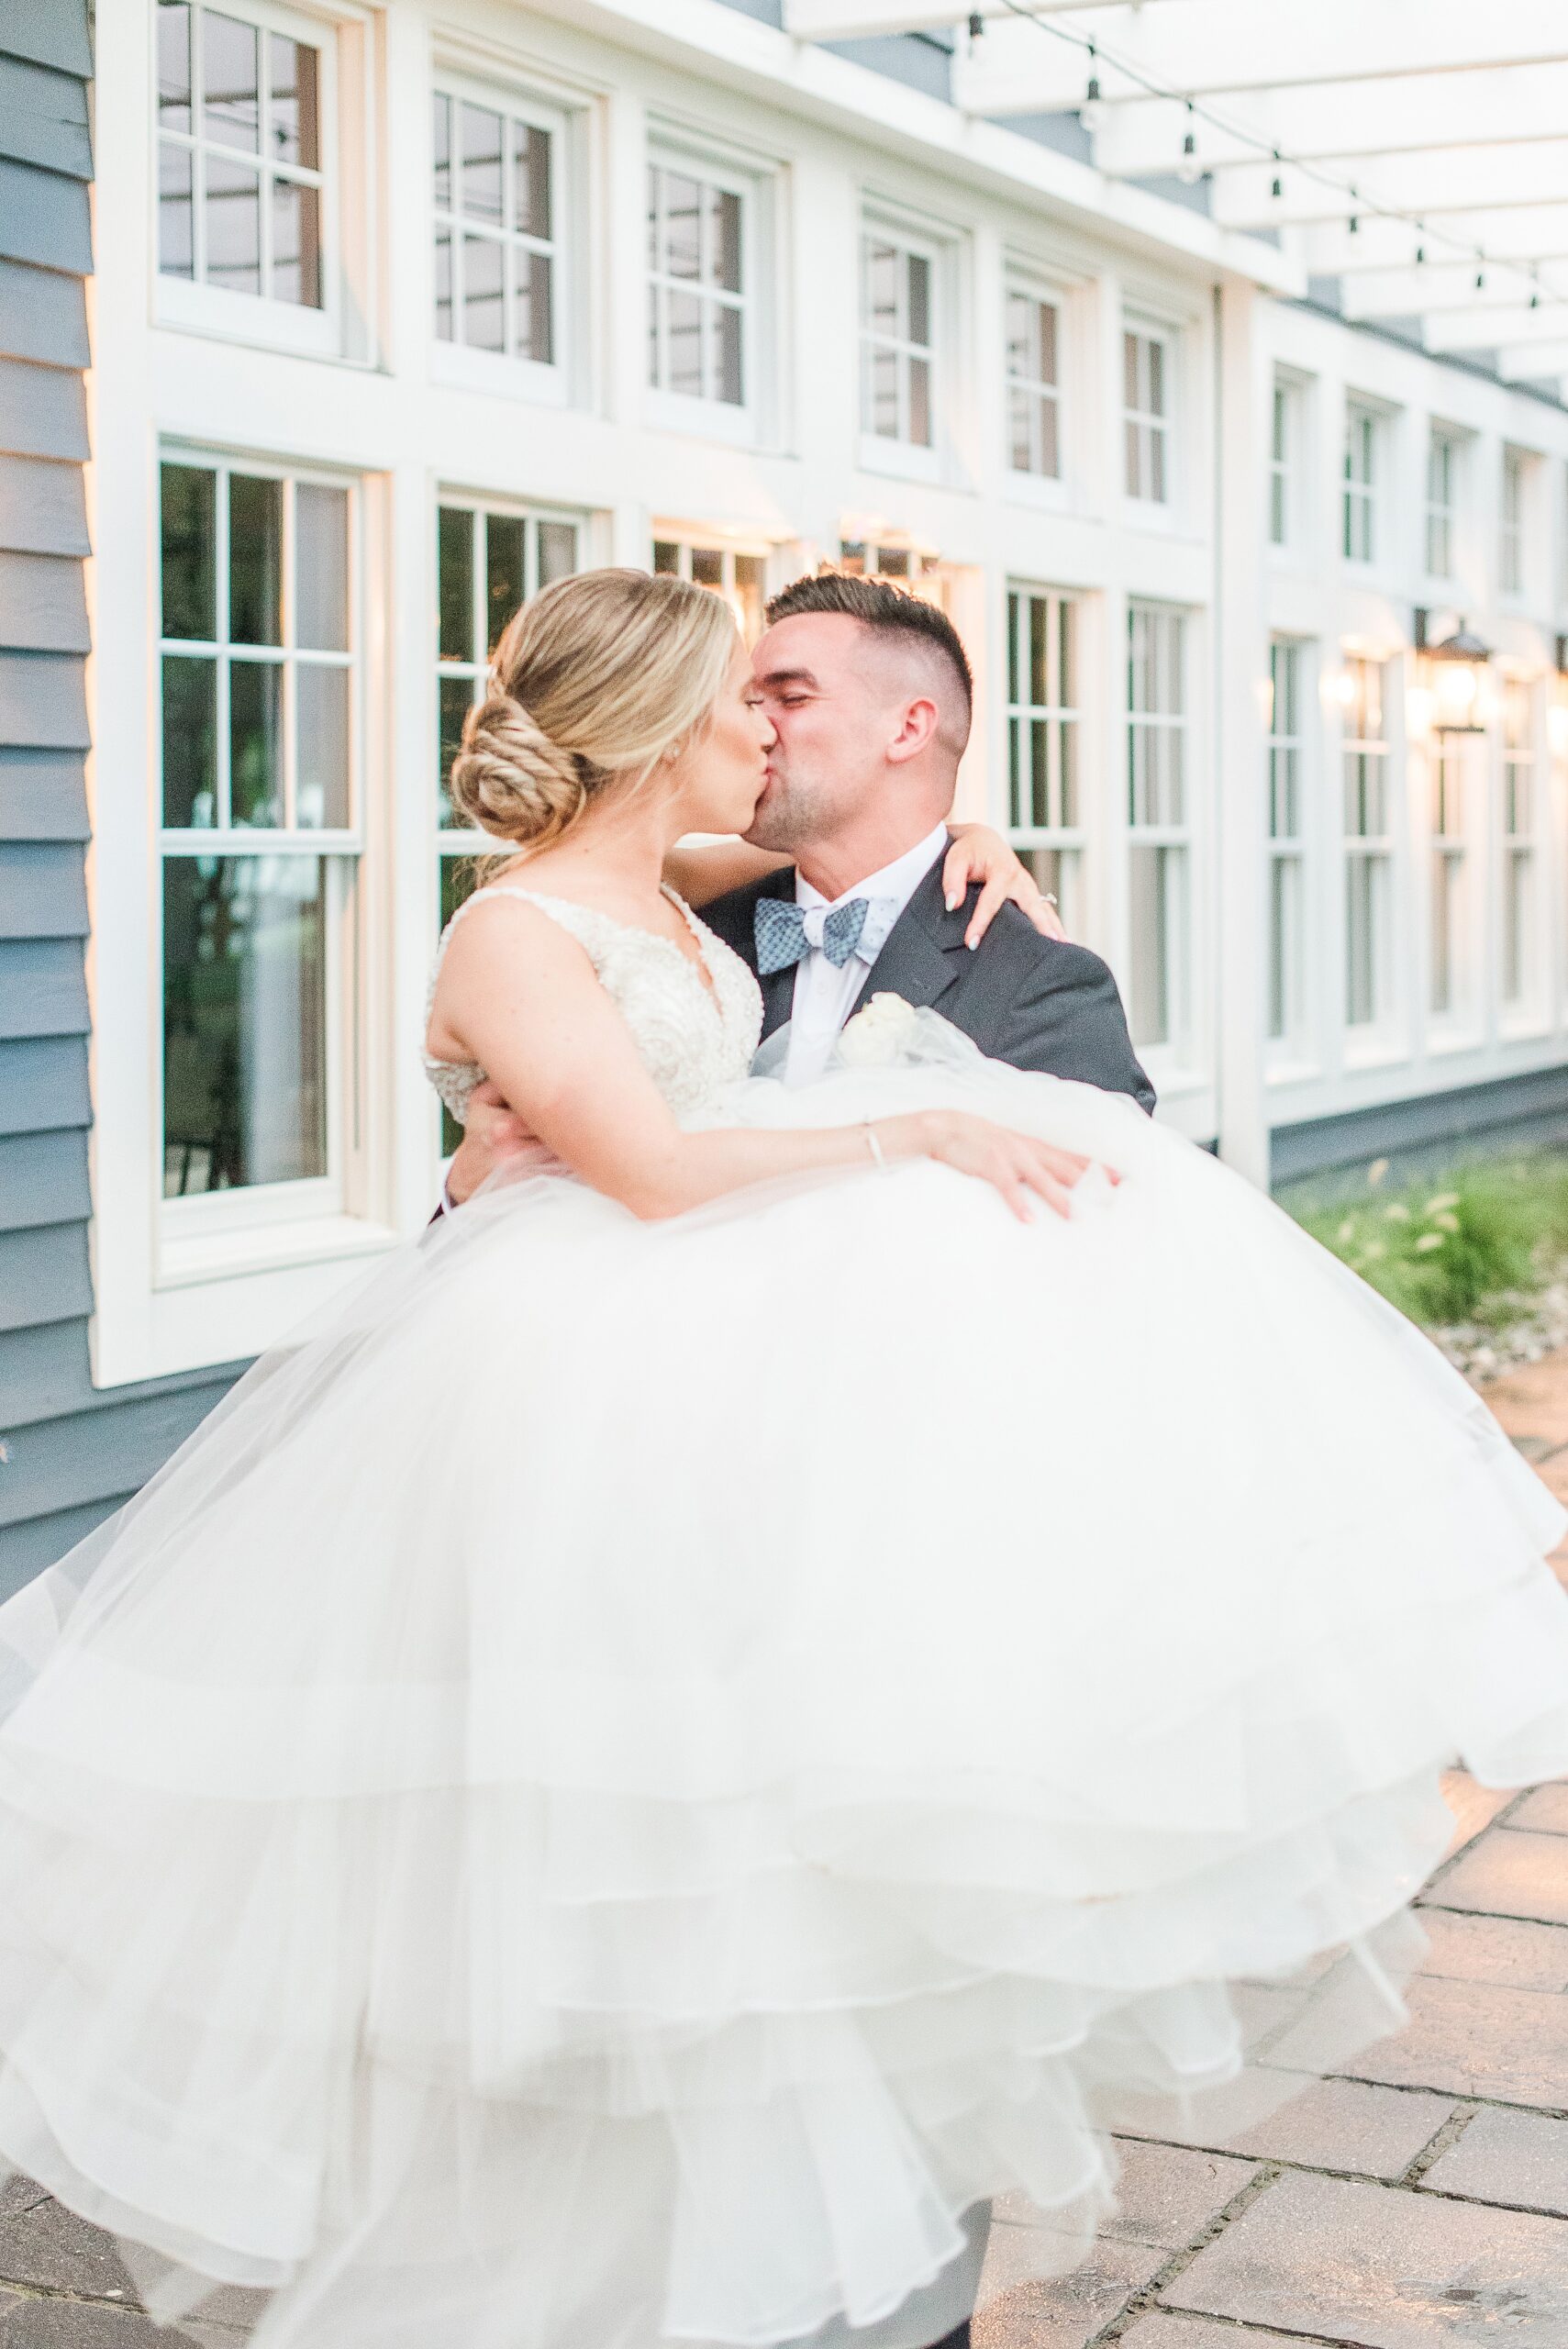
[967,935,979,951]
[946,892,960,910]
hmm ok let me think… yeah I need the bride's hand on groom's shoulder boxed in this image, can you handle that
[446,1083,547,1206]
[943,827,1069,949]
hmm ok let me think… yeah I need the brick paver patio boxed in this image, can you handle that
[3,1353,1568,2344]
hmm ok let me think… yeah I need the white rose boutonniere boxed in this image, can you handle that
[837,992,920,1068]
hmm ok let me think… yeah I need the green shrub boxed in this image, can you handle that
[1293,1156,1568,1328]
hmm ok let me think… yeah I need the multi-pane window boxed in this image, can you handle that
[1006,287,1060,478]
[157,1,324,306]
[1126,604,1187,1050]
[433,89,559,369]
[647,159,747,407]
[1500,450,1529,597]
[1341,656,1392,1030]
[1005,587,1083,930]
[1429,740,1467,1020]
[1343,405,1378,563]
[1426,429,1458,578]
[1266,639,1307,1047]
[838,540,938,582]
[1268,378,1293,548]
[862,228,934,449]
[1502,677,1537,1007]
[159,455,354,1200]
[653,537,767,643]
[435,501,580,1144]
[1123,328,1169,504]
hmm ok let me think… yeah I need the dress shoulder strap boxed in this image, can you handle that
[435,885,619,975]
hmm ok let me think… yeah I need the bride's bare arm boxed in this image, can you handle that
[429,899,1098,1222]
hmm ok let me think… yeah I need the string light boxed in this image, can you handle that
[986,0,1567,316]
[1081,40,1105,133]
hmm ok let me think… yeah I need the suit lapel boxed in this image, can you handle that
[845,852,969,1022]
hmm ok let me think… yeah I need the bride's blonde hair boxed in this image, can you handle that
[449,567,739,865]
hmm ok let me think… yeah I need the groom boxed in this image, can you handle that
[445,573,1151,2349]
[449,573,1152,1211]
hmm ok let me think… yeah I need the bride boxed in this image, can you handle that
[2,565,1567,2349]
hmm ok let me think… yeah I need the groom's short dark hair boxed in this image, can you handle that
[764,572,973,718]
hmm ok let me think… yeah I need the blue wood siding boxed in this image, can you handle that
[0,1,242,1587]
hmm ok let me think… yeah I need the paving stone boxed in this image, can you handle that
[1438,1771,1513,1858]
[1120,2072,1451,2185]
[974,2225,1164,2349]
[1479,1358,1568,1451]
[0,2186,44,2227]
[1417,1907,1568,1994]
[0,2201,134,2301]
[1120,2320,1331,2349]
[0,2289,205,2347]
[1423,1828,1568,1927]
[1099,2142,1260,2251]
[1507,1783,1568,1836]
[1419,2107,1568,2220]
[1162,2168,1568,2346]
[1268,1970,1568,2111]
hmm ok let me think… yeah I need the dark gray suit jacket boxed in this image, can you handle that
[702,852,1156,1114]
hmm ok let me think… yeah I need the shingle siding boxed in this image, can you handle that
[0,3,240,1585]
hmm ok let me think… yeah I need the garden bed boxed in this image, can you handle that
[1287,1156,1568,1384]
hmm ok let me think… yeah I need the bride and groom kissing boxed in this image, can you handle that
[0,558,1564,2349]
[440,567,1154,1211]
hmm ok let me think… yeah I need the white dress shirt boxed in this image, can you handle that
[783,822,950,1085]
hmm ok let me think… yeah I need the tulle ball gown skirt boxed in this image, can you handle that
[1,1021,1566,2348]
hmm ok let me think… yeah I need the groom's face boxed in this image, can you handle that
[744,615,893,853]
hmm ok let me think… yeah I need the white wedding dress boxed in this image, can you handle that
[2,884,1568,2349]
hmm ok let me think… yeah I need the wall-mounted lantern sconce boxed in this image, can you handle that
[1415,607,1491,735]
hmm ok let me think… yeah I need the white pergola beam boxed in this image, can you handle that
[1083,67,1568,179]
[781,0,1140,36]
[1495,341,1568,378]
[1340,266,1564,320]
[1213,144,1568,228]
[1424,305,1568,351]
[1305,206,1568,276]
[952,3,1568,117]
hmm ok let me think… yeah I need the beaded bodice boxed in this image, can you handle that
[424,885,763,1126]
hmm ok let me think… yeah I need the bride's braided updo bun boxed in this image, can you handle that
[448,567,740,864]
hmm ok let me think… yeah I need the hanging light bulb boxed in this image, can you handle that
[1349,215,1360,237]
[967,10,984,37]
[1080,45,1105,133]
[1270,149,1282,200]
[1176,106,1200,185]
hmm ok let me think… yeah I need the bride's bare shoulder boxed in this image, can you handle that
[426,885,597,1059]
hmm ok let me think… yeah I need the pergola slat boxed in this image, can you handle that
[951,3,1568,114]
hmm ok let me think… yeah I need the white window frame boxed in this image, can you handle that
[1340,653,1395,1036]
[1342,402,1379,567]
[1500,448,1530,601]
[1123,322,1171,507]
[645,138,766,447]
[1125,602,1189,1059]
[1427,733,1476,1037]
[1003,584,1084,935]
[651,529,773,643]
[155,446,365,1264]
[150,0,373,363]
[1499,673,1542,1019]
[1426,427,1459,583]
[1004,277,1062,485]
[1266,637,1309,1057]
[859,212,944,483]
[429,67,574,408]
[433,494,586,1155]
[1268,374,1298,551]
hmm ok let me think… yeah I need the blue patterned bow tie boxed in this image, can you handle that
[754,895,898,976]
